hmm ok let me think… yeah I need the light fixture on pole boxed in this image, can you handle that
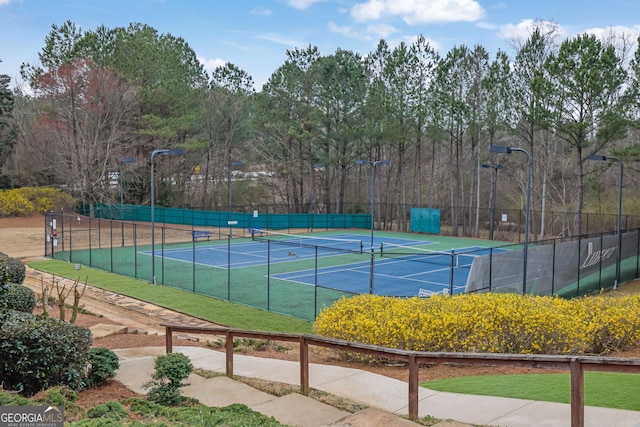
[490,145,531,294]
[227,161,245,211]
[119,157,135,247]
[481,163,502,241]
[151,148,186,284]
[356,159,390,294]
[588,154,623,288]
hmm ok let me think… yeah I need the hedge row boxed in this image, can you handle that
[0,187,74,217]
[0,309,92,396]
[314,293,640,355]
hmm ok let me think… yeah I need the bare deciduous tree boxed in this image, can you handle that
[30,59,139,211]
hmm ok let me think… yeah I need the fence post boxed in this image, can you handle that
[192,233,196,293]
[133,223,137,278]
[88,217,92,266]
[110,221,114,272]
[449,249,455,295]
[61,211,65,252]
[225,331,234,377]
[408,354,418,420]
[570,360,584,427]
[165,327,173,353]
[300,336,309,396]
[314,246,318,320]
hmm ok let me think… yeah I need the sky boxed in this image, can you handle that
[2,0,640,91]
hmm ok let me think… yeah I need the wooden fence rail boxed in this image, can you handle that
[162,324,640,427]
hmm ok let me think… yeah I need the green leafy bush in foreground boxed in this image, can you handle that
[0,309,92,396]
[0,283,35,312]
[0,253,26,284]
[84,347,120,388]
[85,401,128,420]
[145,352,194,406]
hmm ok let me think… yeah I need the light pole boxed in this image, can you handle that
[490,145,531,294]
[119,157,135,247]
[588,154,623,288]
[481,163,502,241]
[228,161,245,211]
[356,159,390,294]
[309,163,324,214]
[151,148,185,284]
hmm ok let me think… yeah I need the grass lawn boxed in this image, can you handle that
[423,371,640,411]
[27,259,313,334]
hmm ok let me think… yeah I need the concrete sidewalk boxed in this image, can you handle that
[113,346,640,427]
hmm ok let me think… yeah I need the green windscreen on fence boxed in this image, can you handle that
[410,208,441,234]
[78,204,371,231]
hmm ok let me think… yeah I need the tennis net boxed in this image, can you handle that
[379,242,475,267]
[250,228,364,254]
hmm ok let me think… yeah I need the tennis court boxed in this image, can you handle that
[47,207,640,321]
[143,233,367,268]
[54,215,510,320]
[140,230,494,297]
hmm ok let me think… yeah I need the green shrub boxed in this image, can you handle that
[31,386,78,406]
[0,283,35,312]
[145,352,193,406]
[85,401,128,420]
[31,386,83,418]
[0,253,26,285]
[0,309,92,396]
[0,389,32,406]
[85,347,120,388]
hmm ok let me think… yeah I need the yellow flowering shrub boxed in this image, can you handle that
[0,187,74,216]
[314,292,640,355]
[571,295,640,354]
[0,191,34,216]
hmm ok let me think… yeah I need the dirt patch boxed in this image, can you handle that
[0,215,47,259]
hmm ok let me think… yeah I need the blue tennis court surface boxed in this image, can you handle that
[141,233,500,297]
[142,234,430,268]
[272,245,496,297]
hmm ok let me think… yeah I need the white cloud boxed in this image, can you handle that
[366,23,399,39]
[476,21,498,31]
[0,0,14,4]
[583,25,640,42]
[328,22,398,41]
[250,7,271,16]
[328,22,373,41]
[351,0,385,21]
[387,34,442,52]
[198,55,227,72]
[497,19,566,41]
[288,0,325,10]
[257,33,305,47]
[351,0,485,25]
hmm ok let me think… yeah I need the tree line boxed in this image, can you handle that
[1,20,639,238]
